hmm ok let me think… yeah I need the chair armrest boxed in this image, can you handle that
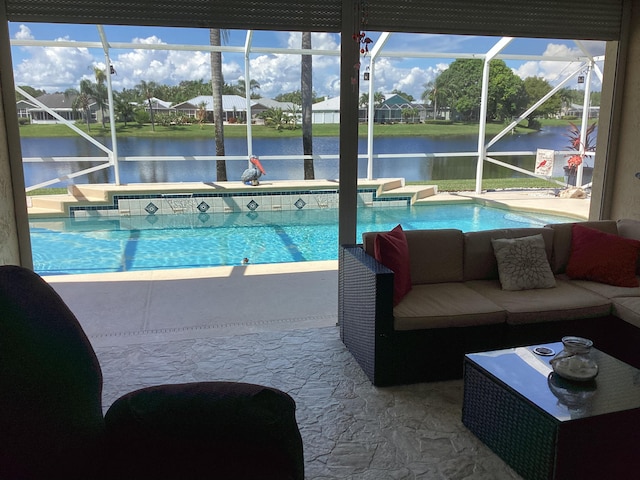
[339,245,395,385]
[104,381,304,480]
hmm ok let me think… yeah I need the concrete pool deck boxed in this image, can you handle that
[47,259,339,348]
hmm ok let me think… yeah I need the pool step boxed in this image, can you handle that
[377,184,439,205]
[26,179,447,217]
[28,188,112,216]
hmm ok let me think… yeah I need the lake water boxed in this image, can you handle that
[21,125,580,187]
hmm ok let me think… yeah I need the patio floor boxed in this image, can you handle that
[42,188,586,479]
[48,261,523,479]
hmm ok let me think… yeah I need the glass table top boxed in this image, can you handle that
[466,342,640,421]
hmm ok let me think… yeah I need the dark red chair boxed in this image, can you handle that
[0,265,304,479]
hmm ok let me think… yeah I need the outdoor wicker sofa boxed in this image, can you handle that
[339,219,640,386]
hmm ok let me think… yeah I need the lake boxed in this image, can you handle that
[21,125,580,187]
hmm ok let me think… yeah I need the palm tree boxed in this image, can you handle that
[359,93,370,122]
[65,78,94,131]
[210,29,229,182]
[235,79,261,98]
[422,79,445,120]
[136,80,159,131]
[196,101,208,128]
[558,88,573,117]
[287,104,300,130]
[113,94,135,126]
[92,66,108,128]
[301,31,314,180]
[373,92,386,107]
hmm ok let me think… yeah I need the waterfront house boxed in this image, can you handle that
[19,92,98,124]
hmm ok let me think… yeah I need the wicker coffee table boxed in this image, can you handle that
[463,342,640,480]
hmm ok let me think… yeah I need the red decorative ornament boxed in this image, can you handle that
[354,0,373,57]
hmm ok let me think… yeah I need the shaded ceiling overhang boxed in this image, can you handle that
[3,0,624,40]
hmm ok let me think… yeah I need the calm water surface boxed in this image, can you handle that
[21,126,579,187]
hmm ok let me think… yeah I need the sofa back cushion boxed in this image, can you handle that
[617,218,640,274]
[463,228,553,281]
[363,228,464,284]
[545,220,618,274]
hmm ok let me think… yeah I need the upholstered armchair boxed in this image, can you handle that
[0,265,304,479]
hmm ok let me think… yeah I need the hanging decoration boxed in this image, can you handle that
[351,0,373,90]
[353,0,373,56]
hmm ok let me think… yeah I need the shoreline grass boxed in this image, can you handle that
[18,118,573,139]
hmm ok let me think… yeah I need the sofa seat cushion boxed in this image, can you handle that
[393,282,506,331]
[612,297,640,329]
[465,278,611,325]
[556,274,640,299]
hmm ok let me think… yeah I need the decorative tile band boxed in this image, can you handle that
[69,188,411,218]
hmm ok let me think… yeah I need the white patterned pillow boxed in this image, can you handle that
[491,234,556,291]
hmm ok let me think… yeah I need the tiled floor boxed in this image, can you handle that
[48,261,521,480]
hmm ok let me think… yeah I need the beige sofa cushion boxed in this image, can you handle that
[545,220,618,274]
[463,228,553,281]
[393,282,506,330]
[612,297,640,328]
[557,274,640,299]
[465,278,611,325]
[617,218,640,240]
[363,229,464,284]
[617,218,640,274]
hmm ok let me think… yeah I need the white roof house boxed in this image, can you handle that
[312,97,341,124]
[174,95,299,123]
[22,93,98,124]
[174,95,255,122]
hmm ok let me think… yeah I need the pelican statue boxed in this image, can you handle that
[241,155,266,186]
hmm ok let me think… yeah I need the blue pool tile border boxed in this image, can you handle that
[67,188,412,217]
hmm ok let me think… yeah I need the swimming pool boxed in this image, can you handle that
[29,204,578,275]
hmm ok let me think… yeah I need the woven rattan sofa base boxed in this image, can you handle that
[339,244,640,387]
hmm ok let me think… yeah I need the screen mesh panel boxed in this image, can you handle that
[3,0,623,40]
[3,0,343,31]
[366,0,623,40]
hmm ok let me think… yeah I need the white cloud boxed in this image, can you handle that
[358,58,445,101]
[13,32,95,92]
[10,26,605,101]
[513,43,588,86]
[15,24,34,40]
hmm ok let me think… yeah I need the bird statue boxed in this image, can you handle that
[241,155,266,186]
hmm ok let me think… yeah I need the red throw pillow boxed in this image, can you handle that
[566,224,640,287]
[374,224,412,306]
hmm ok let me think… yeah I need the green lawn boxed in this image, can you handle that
[18,119,548,139]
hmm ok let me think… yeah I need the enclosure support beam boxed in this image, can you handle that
[339,0,359,246]
[475,37,513,194]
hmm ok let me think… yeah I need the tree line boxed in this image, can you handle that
[419,59,600,127]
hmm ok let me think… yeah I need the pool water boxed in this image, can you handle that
[29,204,578,275]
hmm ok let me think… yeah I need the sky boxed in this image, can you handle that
[8,22,606,102]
